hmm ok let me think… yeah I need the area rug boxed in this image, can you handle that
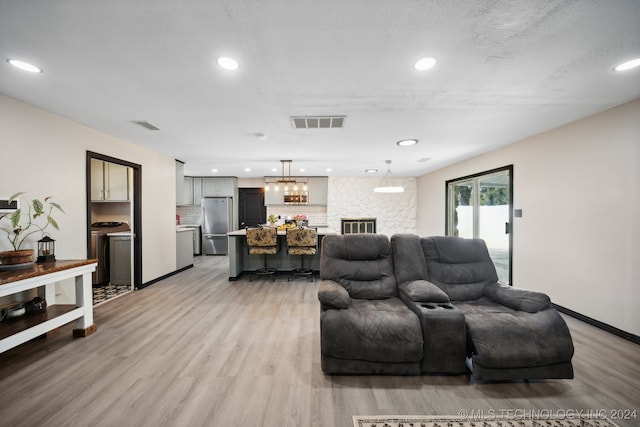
[353,414,619,427]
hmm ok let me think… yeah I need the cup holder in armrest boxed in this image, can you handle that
[420,303,455,310]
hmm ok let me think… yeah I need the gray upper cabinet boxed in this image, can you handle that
[179,177,236,205]
[203,177,235,197]
[308,177,328,205]
[91,159,129,202]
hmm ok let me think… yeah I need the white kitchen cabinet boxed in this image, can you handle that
[181,176,194,205]
[91,159,129,201]
[264,187,283,205]
[176,229,194,270]
[175,161,185,205]
[203,177,235,197]
[308,177,328,205]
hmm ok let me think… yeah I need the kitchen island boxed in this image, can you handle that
[227,227,336,280]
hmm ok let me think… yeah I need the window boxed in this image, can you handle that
[446,165,513,284]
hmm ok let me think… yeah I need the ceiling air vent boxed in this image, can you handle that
[291,116,345,129]
[132,120,161,131]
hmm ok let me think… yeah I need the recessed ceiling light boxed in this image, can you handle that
[217,56,239,71]
[7,58,43,73]
[414,57,436,71]
[613,58,640,72]
[244,168,251,172]
[211,168,218,173]
[326,168,332,172]
[299,168,305,172]
[397,139,419,146]
[365,169,378,173]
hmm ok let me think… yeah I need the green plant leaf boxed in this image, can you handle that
[32,199,44,215]
[8,192,25,202]
[10,209,21,228]
[49,202,65,213]
[48,216,59,230]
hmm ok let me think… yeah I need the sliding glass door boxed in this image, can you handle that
[446,166,513,284]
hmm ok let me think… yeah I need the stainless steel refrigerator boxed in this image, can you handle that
[202,197,232,255]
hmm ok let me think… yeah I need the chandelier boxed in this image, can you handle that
[265,160,308,192]
[373,160,404,193]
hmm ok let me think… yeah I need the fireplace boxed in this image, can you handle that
[341,218,376,234]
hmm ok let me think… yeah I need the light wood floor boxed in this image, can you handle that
[0,256,638,427]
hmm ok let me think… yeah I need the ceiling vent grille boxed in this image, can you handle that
[132,120,161,131]
[291,116,345,129]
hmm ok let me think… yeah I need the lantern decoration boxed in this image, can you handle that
[37,235,56,263]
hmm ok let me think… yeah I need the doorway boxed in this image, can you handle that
[86,151,142,295]
[446,165,513,284]
[238,188,266,228]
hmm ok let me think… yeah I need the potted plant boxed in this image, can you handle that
[0,192,64,267]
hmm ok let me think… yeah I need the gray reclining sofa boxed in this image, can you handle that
[318,233,574,381]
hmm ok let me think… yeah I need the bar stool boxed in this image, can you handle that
[246,227,279,281]
[286,227,317,282]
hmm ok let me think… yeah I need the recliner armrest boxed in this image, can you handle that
[398,280,449,303]
[318,280,351,309]
[483,283,551,313]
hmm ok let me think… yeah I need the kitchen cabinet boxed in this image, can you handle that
[176,229,194,270]
[91,159,129,201]
[264,187,282,205]
[203,177,235,197]
[179,177,236,205]
[264,177,328,206]
[175,161,185,205]
[307,177,328,205]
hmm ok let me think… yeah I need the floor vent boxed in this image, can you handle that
[132,120,161,131]
[291,116,345,129]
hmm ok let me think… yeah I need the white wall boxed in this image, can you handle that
[328,177,417,236]
[0,95,177,284]
[417,98,640,335]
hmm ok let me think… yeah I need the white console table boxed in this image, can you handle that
[0,259,98,353]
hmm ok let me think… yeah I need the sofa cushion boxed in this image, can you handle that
[318,280,351,309]
[421,236,499,301]
[391,234,429,285]
[464,309,574,369]
[320,234,396,299]
[320,297,423,363]
[398,280,449,303]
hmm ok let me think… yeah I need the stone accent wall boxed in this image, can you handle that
[327,177,417,236]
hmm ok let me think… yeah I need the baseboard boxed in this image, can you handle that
[553,303,639,345]
[138,264,193,289]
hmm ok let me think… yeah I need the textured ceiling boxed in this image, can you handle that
[1,0,639,177]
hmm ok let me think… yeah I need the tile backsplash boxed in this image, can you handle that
[176,204,328,227]
[176,205,201,225]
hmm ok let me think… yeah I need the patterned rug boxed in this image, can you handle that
[353,415,620,427]
[92,283,131,305]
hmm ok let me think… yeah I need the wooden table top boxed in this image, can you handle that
[0,259,98,286]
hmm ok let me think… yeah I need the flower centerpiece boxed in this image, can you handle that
[294,214,308,227]
[0,192,64,267]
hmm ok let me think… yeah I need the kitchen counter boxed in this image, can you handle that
[227,227,336,280]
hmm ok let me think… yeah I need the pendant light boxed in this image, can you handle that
[374,160,404,193]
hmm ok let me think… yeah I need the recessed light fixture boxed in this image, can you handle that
[414,57,436,71]
[211,168,219,173]
[365,169,378,173]
[217,56,239,71]
[397,139,418,146]
[7,58,43,73]
[299,168,305,172]
[613,58,640,72]
[326,168,332,172]
[271,168,278,172]
[244,168,251,172]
